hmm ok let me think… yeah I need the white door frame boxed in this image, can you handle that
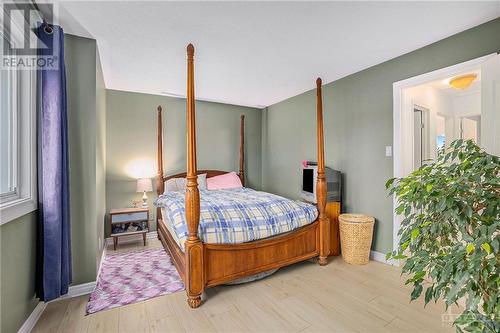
[413,104,431,168]
[391,53,496,253]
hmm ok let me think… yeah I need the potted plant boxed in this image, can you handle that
[386,139,499,333]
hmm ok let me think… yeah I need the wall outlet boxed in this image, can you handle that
[385,146,392,157]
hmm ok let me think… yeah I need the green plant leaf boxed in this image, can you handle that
[410,284,423,301]
[426,184,433,192]
[411,228,420,240]
[466,243,474,254]
[481,243,491,255]
[424,286,434,305]
[392,254,407,260]
[420,221,432,227]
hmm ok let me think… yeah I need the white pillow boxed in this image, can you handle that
[197,173,207,190]
[164,174,207,192]
[165,178,185,192]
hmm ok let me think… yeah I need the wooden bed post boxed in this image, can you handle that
[239,115,245,186]
[316,78,330,265]
[157,105,164,239]
[184,43,204,308]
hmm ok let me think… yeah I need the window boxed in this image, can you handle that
[0,14,37,224]
[1,44,18,199]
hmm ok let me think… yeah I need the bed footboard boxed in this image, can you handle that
[204,221,319,287]
[158,219,320,289]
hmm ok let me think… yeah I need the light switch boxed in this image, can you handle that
[385,146,392,157]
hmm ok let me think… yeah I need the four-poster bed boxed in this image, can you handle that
[155,43,330,308]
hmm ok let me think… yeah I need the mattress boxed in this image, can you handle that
[155,187,318,252]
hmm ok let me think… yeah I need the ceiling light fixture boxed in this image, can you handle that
[448,74,477,90]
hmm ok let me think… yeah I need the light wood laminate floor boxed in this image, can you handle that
[33,238,458,333]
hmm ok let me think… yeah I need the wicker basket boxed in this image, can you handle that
[339,214,375,265]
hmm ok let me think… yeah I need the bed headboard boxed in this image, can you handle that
[156,106,245,196]
[164,170,230,181]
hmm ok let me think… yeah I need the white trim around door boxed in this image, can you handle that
[391,53,497,253]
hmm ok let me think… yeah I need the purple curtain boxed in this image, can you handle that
[35,23,71,302]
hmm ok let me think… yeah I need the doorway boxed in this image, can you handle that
[392,53,500,254]
[460,116,480,143]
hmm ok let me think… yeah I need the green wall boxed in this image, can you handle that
[106,90,262,234]
[262,18,500,253]
[65,34,107,283]
[96,48,107,265]
[0,213,38,333]
[65,34,98,284]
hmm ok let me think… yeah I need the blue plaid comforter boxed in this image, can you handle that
[154,188,318,251]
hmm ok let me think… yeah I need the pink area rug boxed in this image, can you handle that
[86,248,184,314]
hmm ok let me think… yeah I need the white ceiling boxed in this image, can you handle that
[56,1,500,108]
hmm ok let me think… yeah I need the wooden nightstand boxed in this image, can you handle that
[302,200,341,256]
[326,201,341,256]
[109,208,149,250]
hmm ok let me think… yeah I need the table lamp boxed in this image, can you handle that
[136,178,153,208]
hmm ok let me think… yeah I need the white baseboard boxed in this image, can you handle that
[52,281,96,302]
[57,245,106,301]
[17,301,46,333]
[19,245,107,332]
[105,230,157,246]
[68,281,96,298]
[20,280,97,332]
[96,242,107,281]
[20,231,158,331]
[370,250,399,266]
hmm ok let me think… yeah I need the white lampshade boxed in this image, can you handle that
[136,178,153,193]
